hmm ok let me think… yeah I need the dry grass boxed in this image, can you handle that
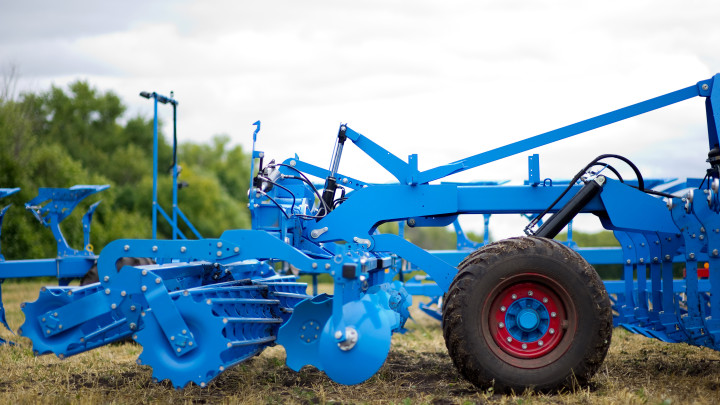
[0,280,719,404]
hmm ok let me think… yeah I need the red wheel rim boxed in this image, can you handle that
[481,273,577,369]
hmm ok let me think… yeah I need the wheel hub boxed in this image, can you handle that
[491,281,565,359]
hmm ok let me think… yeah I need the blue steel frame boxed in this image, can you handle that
[140,91,202,240]
[7,74,720,388]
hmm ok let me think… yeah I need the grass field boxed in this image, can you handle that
[0,279,719,404]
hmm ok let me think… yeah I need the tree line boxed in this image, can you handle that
[0,80,250,259]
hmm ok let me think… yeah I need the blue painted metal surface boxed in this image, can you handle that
[3,74,720,388]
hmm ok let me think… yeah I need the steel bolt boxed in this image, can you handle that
[141,286,147,292]
[103,276,110,282]
[639,258,644,264]
[499,322,505,328]
[130,305,136,311]
[521,343,527,349]
[334,331,343,339]
[325,263,331,269]
[155,277,161,284]
[538,340,544,347]
[182,329,187,335]
[177,348,182,353]
[528,290,534,297]
[626,259,632,264]
[217,251,222,257]
[500,306,506,312]
[690,253,696,260]
[506,337,512,343]
[111,303,117,309]
[152,246,158,252]
[104,288,111,295]
[700,235,705,240]
[703,84,710,90]
[181,246,186,253]
[234,247,239,253]
[551,312,557,318]
[124,245,130,251]
[511,294,517,300]
[549,328,555,334]
[542,297,548,303]
[130,323,137,330]
[219,366,225,371]
[312,263,318,269]
[665,254,671,261]
[142,270,148,276]
[714,249,719,257]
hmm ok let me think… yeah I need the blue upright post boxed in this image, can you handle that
[152,96,159,239]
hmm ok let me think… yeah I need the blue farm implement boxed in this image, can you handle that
[1,76,720,392]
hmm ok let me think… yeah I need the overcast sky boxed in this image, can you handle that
[2,0,720,237]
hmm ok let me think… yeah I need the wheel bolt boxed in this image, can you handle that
[538,340,544,346]
[521,343,527,349]
[500,306,506,312]
[528,290,533,296]
[506,337,512,343]
[511,294,517,300]
[549,328,555,334]
[551,312,557,318]
[542,297,548,303]
[498,322,505,328]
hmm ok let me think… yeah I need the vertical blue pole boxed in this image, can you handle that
[172,101,179,240]
[152,96,158,239]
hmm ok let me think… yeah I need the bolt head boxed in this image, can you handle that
[181,246,187,253]
[500,306,506,312]
[506,337,512,343]
[103,276,110,282]
[152,246,158,252]
[551,312,557,318]
[527,290,533,297]
[521,343,527,349]
[104,288,111,295]
[511,294,517,300]
[498,322,504,328]
[334,331,343,339]
[538,340,544,346]
[124,245,130,251]
[549,328,555,334]
[542,297,548,303]
[703,83,710,90]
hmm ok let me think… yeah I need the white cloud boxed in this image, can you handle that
[3,0,720,236]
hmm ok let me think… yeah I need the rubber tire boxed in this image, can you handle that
[442,236,612,393]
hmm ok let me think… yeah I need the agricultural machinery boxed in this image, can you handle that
[1,74,720,392]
